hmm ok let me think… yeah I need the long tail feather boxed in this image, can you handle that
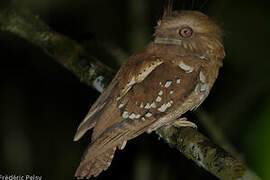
[75,146,116,179]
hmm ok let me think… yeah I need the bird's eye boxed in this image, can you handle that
[179,26,193,38]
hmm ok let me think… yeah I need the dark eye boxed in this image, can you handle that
[179,26,193,38]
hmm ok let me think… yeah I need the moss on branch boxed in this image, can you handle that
[0,8,261,180]
[156,127,260,180]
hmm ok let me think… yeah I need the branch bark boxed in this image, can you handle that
[0,9,115,92]
[156,127,259,180]
[0,8,260,180]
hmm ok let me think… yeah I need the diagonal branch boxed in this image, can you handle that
[156,127,259,180]
[0,9,115,92]
[0,8,260,180]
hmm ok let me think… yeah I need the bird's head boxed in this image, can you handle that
[154,11,225,60]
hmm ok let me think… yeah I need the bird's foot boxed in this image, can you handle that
[167,117,197,129]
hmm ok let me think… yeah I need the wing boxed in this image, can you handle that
[73,67,119,141]
[75,54,203,178]
[74,51,164,141]
[91,60,201,141]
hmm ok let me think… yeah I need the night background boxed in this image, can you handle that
[0,0,270,179]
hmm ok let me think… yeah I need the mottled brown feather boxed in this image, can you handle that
[74,10,225,179]
[75,53,211,178]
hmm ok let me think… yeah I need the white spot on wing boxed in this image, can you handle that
[158,90,163,96]
[176,79,181,84]
[145,112,152,117]
[135,114,141,119]
[156,96,162,102]
[164,81,172,88]
[178,61,194,73]
[141,117,146,121]
[199,71,206,83]
[129,113,136,119]
[158,104,167,112]
[199,56,207,60]
[157,102,172,112]
[127,77,136,86]
[122,111,129,118]
[144,103,151,109]
[150,102,156,108]
[170,90,174,94]
[140,103,144,108]
[116,96,121,101]
[118,103,124,109]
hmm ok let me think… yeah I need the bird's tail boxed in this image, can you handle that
[75,145,116,179]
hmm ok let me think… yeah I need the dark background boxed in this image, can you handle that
[1,0,270,179]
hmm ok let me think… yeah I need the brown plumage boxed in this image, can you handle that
[74,10,225,179]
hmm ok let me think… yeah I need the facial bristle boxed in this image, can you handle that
[163,0,174,17]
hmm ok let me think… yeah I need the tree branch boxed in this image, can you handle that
[0,9,115,92]
[0,8,260,180]
[156,127,259,180]
[195,111,243,159]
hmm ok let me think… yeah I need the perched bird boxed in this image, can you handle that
[74,9,225,179]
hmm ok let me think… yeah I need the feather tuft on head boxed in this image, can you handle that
[163,0,174,17]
